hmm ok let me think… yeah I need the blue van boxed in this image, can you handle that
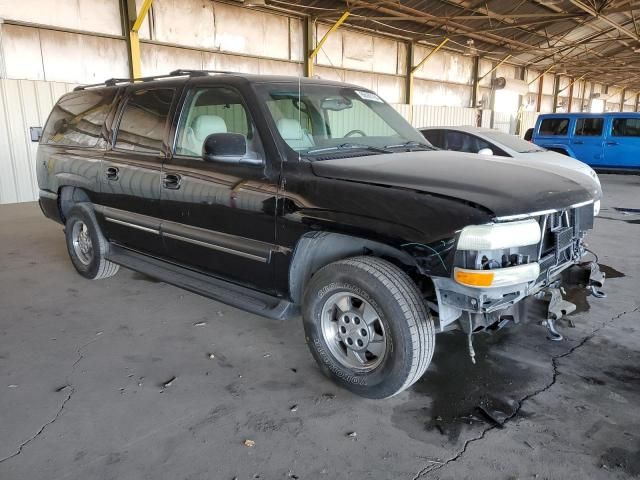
[531,112,640,170]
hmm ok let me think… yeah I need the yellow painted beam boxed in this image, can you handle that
[307,10,350,77]
[528,64,554,85]
[411,38,449,74]
[129,0,153,79]
[558,74,586,94]
[133,0,153,33]
[479,54,512,82]
[407,38,449,105]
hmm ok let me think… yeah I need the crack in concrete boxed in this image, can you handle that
[0,386,75,464]
[412,305,639,479]
[0,334,104,465]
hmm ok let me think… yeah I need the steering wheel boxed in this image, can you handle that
[344,129,367,138]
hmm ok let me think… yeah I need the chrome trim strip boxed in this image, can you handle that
[105,217,159,234]
[494,199,595,222]
[163,232,268,263]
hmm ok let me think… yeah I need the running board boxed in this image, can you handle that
[107,245,297,320]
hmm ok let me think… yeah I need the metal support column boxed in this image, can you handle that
[303,16,314,77]
[404,42,414,104]
[124,0,153,79]
[619,88,626,112]
[536,72,544,112]
[407,38,449,105]
[552,75,560,113]
[470,55,480,109]
[635,93,640,112]
[307,10,349,78]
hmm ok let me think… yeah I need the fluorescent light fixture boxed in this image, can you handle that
[457,219,542,251]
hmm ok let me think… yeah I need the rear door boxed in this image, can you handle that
[570,116,605,166]
[98,86,179,256]
[603,116,640,168]
[159,82,280,292]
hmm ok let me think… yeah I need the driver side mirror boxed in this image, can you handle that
[202,133,262,166]
[478,147,494,156]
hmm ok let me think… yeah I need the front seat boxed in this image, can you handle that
[276,118,314,151]
[185,115,228,155]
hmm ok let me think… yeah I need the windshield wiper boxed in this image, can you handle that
[306,143,392,155]
[384,140,436,151]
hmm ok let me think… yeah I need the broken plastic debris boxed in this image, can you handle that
[243,439,256,448]
[8,384,18,388]
[216,311,224,316]
[163,376,176,388]
[263,353,271,358]
[193,321,207,327]
[208,353,215,359]
[347,431,357,438]
[290,404,298,412]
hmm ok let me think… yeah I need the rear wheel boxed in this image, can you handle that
[64,204,119,280]
[302,256,435,399]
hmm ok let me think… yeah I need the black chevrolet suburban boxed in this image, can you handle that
[37,70,604,399]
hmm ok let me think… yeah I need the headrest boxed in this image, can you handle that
[192,115,227,141]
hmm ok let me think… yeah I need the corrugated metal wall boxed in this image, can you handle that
[0,79,78,204]
[391,104,476,128]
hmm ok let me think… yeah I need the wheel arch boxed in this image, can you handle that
[58,185,92,222]
[288,231,419,304]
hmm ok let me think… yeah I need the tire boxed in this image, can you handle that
[302,256,435,399]
[64,203,119,280]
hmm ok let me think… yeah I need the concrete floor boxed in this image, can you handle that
[0,174,639,480]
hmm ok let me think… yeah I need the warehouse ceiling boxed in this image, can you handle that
[267,0,640,90]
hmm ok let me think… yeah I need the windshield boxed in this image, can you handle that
[255,82,430,158]
[482,130,545,153]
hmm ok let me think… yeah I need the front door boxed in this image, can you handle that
[160,84,280,292]
[571,116,605,166]
[98,87,178,257]
[604,116,640,168]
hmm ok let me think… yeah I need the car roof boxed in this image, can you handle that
[419,125,499,134]
[536,112,640,118]
[73,70,363,92]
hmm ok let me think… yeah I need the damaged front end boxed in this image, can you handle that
[427,201,605,351]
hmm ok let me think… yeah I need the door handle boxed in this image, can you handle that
[571,140,584,145]
[606,141,618,146]
[162,173,182,190]
[105,166,119,180]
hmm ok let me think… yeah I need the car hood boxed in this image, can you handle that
[310,151,599,218]
[511,150,602,194]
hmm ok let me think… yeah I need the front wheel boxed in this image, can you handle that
[64,204,119,280]
[302,256,435,399]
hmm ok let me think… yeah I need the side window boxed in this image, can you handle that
[175,87,257,157]
[445,131,489,153]
[575,118,603,136]
[539,118,569,136]
[42,89,116,147]
[114,89,175,154]
[422,130,445,149]
[612,118,640,137]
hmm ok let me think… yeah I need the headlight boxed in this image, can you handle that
[457,219,541,251]
[593,199,601,216]
[454,263,540,288]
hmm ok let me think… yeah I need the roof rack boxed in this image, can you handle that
[73,69,241,91]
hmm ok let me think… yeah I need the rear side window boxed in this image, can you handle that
[114,89,175,154]
[612,118,640,137]
[539,118,569,136]
[575,118,603,137]
[42,89,116,147]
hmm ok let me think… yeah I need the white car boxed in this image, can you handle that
[420,126,602,214]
